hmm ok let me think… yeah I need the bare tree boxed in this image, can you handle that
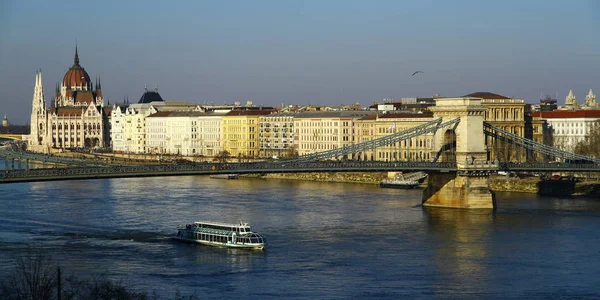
[574,121,600,158]
[0,251,57,300]
[213,150,230,164]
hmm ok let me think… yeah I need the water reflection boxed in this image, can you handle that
[423,207,495,296]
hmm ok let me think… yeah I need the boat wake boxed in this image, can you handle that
[0,216,171,243]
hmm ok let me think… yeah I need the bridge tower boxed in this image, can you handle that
[423,97,497,209]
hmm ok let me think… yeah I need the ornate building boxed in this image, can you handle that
[28,47,111,152]
[2,114,9,127]
[584,89,597,109]
[564,90,579,110]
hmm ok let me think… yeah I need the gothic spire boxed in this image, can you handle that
[98,76,101,90]
[74,43,80,65]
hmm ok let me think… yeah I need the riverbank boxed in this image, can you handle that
[247,172,600,197]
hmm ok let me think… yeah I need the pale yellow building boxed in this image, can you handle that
[222,110,273,158]
[293,111,375,159]
[355,112,435,161]
[465,92,528,162]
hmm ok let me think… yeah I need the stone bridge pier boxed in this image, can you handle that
[423,97,498,209]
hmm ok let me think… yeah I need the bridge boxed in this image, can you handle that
[0,134,23,140]
[2,97,600,209]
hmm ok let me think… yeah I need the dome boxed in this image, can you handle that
[138,87,164,104]
[2,114,9,127]
[62,46,91,88]
[463,92,510,99]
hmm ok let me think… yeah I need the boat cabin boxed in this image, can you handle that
[192,221,253,234]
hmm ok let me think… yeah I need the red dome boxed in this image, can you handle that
[63,65,91,88]
[62,46,91,88]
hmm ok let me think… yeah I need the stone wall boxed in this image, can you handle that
[254,172,388,184]
[488,176,540,193]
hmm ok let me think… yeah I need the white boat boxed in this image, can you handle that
[380,172,427,189]
[172,221,267,250]
[209,174,239,179]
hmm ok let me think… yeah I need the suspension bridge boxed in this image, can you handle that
[2,97,599,209]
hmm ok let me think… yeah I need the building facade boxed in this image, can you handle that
[258,112,295,158]
[222,110,273,158]
[28,47,110,152]
[531,110,600,153]
[355,112,435,162]
[293,111,375,158]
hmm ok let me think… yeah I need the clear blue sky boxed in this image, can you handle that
[1,0,599,124]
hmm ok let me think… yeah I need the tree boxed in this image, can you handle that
[0,251,57,300]
[0,252,199,300]
[213,150,230,164]
[574,120,600,158]
[285,145,298,158]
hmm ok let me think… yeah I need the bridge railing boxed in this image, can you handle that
[1,161,458,181]
[483,122,600,164]
[500,162,600,172]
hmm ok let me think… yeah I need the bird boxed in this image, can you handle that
[412,71,424,76]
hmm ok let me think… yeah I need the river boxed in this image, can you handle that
[1,160,600,299]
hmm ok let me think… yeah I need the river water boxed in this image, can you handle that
[1,161,600,299]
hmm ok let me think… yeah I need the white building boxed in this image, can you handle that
[532,110,600,152]
[145,110,228,156]
[110,88,199,153]
[197,111,227,157]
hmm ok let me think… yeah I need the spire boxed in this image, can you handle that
[74,43,80,65]
[566,89,576,106]
[586,89,596,107]
[144,84,148,92]
[155,84,158,92]
[587,89,595,100]
[98,76,101,90]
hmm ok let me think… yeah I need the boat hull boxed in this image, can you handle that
[171,236,266,250]
[379,182,420,189]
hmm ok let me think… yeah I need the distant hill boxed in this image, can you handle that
[0,125,29,134]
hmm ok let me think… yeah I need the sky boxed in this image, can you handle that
[1,0,599,124]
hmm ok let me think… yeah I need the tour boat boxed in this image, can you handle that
[379,172,427,189]
[172,221,267,250]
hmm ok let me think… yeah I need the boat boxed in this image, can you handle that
[172,221,267,250]
[209,174,239,179]
[380,172,427,189]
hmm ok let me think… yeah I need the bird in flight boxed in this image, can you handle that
[412,71,424,76]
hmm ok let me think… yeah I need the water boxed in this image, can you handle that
[1,164,600,299]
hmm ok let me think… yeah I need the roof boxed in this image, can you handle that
[377,112,433,119]
[62,46,92,88]
[73,91,95,104]
[531,110,600,119]
[463,92,510,99]
[292,111,376,119]
[224,110,274,116]
[47,107,84,116]
[146,111,173,118]
[138,90,164,104]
